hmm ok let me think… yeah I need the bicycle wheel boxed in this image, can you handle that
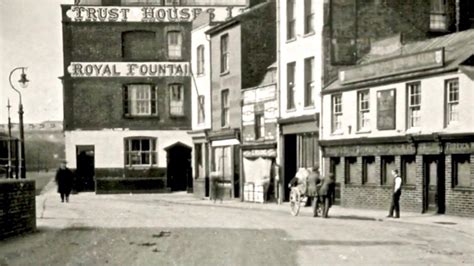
[290,188,301,216]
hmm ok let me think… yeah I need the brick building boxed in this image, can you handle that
[61,0,247,193]
[321,30,474,216]
[205,1,276,200]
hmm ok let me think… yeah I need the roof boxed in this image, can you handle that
[324,29,474,93]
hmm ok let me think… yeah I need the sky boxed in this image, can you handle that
[0,0,73,124]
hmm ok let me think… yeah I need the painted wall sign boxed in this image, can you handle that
[68,62,190,77]
[324,143,415,157]
[339,48,444,84]
[377,89,396,130]
[445,142,474,154]
[66,6,245,23]
[243,149,276,158]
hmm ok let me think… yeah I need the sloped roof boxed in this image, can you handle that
[325,29,474,93]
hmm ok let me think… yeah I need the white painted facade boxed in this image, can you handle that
[65,130,192,169]
[321,72,474,141]
[278,0,324,119]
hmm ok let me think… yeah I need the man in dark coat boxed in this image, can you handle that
[55,160,74,203]
[316,173,336,218]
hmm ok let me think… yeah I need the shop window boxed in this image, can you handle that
[220,34,229,73]
[401,155,416,185]
[197,45,205,75]
[452,154,471,188]
[357,90,370,131]
[124,137,157,167]
[381,156,396,185]
[122,31,156,60]
[304,0,314,35]
[255,112,265,140]
[197,95,205,124]
[169,84,184,117]
[287,0,296,40]
[332,94,343,133]
[445,78,459,126]
[221,89,229,127]
[287,62,296,110]
[304,57,315,107]
[167,31,182,59]
[407,82,421,129]
[123,84,158,117]
[362,156,376,184]
[212,146,232,182]
[298,133,319,169]
[344,157,357,184]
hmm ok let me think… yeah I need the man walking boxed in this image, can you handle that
[387,169,402,218]
[55,160,74,203]
[316,173,335,218]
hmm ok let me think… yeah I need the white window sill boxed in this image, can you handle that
[406,127,421,134]
[331,130,344,136]
[356,129,371,135]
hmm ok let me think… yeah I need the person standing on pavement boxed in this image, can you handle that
[316,173,336,218]
[387,169,402,218]
[55,160,74,203]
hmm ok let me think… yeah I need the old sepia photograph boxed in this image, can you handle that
[1,0,473,265]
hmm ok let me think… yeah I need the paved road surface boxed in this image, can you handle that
[0,185,473,265]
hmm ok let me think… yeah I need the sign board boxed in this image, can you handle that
[339,48,445,84]
[66,6,245,23]
[445,142,474,154]
[377,89,396,130]
[68,62,190,77]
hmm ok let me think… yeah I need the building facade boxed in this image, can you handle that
[321,30,474,216]
[62,0,246,193]
[277,0,324,201]
[205,1,276,200]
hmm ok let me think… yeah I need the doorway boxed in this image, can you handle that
[166,142,192,192]
[423,155,445,214]
[283,134,297,201]
[76,145,95,192]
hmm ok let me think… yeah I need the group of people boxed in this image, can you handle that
[289,167,403,219]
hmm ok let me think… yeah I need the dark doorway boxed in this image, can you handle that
[330,157,341,205]
[423,155,445,214]
[76,145,95,192]
[166,142,192,192]
[283,134,297,201]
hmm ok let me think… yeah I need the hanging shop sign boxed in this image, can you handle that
[67,62,190,77]
[66,6,245,23]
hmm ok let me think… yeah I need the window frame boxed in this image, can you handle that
[430,0,449,31]
[332,94,343,133]
[197,95,205,124]
[304,0,315,35]
[197,45,205,75]
[304,57,315,107]
[445,78,459,126]
[221,89,230,128]
[287,0,296,40]
[406,82,421,129]
[123,83,158,117]
[401,155,416,186]
[220,34,229,74]
[452,154,471,188]
[344,157,357,184]
[287,62,296,110]
[167,30,183,60]
[380,156,395,186]
[124,137,157,167]
[169,83,185,117]
[357,90,370,131]
[362,156,375,185]
[254,112,265,140]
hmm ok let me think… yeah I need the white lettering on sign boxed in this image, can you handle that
[66,6,246,23]
[67,62,190,77]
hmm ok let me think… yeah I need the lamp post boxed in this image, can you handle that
[7,99,12,178]
[9,67,29,179]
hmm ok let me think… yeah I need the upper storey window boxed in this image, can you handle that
[287,0,296,40]
[220,34,229,73]
[430,0,452,32]
[121,0,164,5]
[197,45,205,75]
[167,31,183,60]
[304,0,315,35]
[122,31,156,60]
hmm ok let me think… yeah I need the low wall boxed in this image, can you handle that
[0,179,36,239]
[95,177,169,194]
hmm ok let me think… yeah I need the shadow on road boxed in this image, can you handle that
[328,215,378,221]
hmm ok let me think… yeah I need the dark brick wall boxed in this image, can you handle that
[445,154,474,217]
[94,167,167,178]
[0,180,36,239]
[95,177,169,194]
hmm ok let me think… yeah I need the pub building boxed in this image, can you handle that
[61,0,247,193]
[320,29,474,216]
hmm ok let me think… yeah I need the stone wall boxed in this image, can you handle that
[445,154,474,217]
[0,180,36,239]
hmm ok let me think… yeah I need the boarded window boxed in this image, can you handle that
[362,156,376,184]
[122,31,156,60]
[401,155,416,185]
[344,157,357,184]
[381,156,396,185]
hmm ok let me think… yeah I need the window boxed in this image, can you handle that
[125,138,157,167]
[430,0,449,31]
[304,57,315,107]
[445,78,459,126]
[287,0,296,40]
[401,155,416,185]
[358,90,370,131]
[167,31,182,59]
[197,45,205,75]
[362,156,376,184]
[304,0,314,34]
[452,154,471,188]
[220,34,229,73]
[197,95,205,124]
[221,89,229,127]
[381,156,396,185]
[255,113,265,140]
[164,0,180,5]
[123,84,157,117]
[332,94,343,133]
[298,133,319,168]
[407,82,421,128]
[122,31,156,60]
[169,84,184,117]
[344,157,357,184]
[287,62,296,110]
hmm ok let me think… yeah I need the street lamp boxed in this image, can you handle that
[9,67,29,179]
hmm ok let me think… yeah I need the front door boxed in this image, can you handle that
[283,134,297,201]
[76,145,95,192]
[166,143,192,192]
[423,155,445,214]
